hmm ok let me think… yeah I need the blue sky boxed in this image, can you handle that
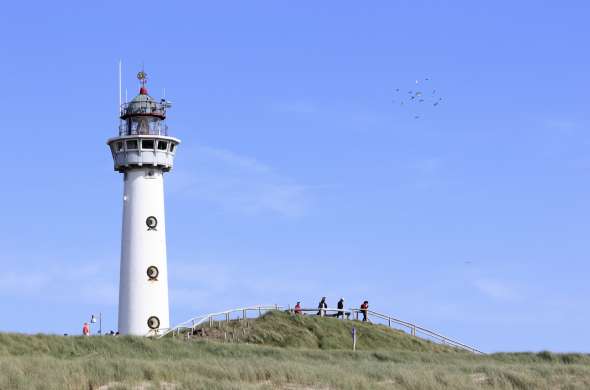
[0,1,589,352]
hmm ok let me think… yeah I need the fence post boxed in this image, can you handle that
[243,309,246,320]
[259,307,261,317]
[209,316,213,328]
[388,317,391,327]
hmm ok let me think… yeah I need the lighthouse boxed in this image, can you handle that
[107,70,180,335]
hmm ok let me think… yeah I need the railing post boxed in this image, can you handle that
[209,316,213,328]
[388,317,391,327]
[243,309,246,320]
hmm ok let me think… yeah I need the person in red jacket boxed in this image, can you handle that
[294,301,302,315]
[360,301,369,322]
[82,322,90,336]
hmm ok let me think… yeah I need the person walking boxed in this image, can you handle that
[82,322,90,336]
[337,298,345,319]
[294,301,302,315]
[360,300,369,322]
[317,297,327,317]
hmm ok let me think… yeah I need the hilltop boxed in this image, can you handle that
[1,312,589,389]
[176,311,461,353]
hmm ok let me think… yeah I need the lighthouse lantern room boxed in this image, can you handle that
[107,70,180,335]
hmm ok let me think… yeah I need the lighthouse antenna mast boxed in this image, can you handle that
[118,60,122,114]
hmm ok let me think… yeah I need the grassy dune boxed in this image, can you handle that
[185,311,459,352]
[1,312,589,389]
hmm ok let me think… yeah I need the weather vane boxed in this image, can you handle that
[137,70,148,87]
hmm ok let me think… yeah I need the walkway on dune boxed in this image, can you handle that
[149,305,484,354]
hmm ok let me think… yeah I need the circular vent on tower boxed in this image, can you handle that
[147,316,160,329]
[147,266,159,280]
[146,216,158,230]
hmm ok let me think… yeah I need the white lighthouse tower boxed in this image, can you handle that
[107,70,180,335]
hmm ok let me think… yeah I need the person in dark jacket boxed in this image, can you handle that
[317,297,327,316]
[336,298,345,319]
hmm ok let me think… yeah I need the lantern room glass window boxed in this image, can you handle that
[119,99,169,136]
[121,117,167,136]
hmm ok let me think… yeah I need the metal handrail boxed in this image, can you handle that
[118,123,168,137]
[287,307,482,353]
[154,304,283,338]
[120,100,168,119]
[363,310,483,353]
[153,304,483,354]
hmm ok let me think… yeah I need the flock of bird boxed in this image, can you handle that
[392,78,443,119]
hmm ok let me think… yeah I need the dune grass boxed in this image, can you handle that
[1,312,589,389]
[185,311,460,353]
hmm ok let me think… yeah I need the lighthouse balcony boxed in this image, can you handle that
[108,135,180,173]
